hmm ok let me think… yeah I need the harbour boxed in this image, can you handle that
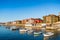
[0,25,60,40]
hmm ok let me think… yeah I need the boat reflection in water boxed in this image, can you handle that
[5,26,11,29]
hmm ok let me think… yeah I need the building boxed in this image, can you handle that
[5,18,43,26]
[58,13,60,21]
[5,22,12,25]
[5,20,22,26]
[14,20,22,24]
[22,18,43,24]
[24,18,43,26]
[43,14,59,24]
[21,19,28,24]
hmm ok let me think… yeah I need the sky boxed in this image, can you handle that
[0,0,60,22]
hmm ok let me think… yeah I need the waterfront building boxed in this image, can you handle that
[5,22,12,25]
[0,23,5,25]
[53,21,60,28]
[58,13,60,21]
[23,18,43,26]
[22,18,43,24]
[43,14,59,24]
[5,18,43,26]
[21,19,28,24]
[5,20,22,26]
[12,21,16,25]
[14,20,22,24]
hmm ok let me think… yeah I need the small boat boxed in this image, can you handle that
[10,26,17,30]
[34,32,42,37]
[43,32,54,37]
[19,29,27,34]
[27,30,33,34]
[34,32,42,35]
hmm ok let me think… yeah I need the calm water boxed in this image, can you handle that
[0,26,60,40]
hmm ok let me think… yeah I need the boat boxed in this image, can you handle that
[27,30,33,34]
[34,32,42,37]
[19,29,27,34]
[34,32,42,35]
[10,26,17,30]
[43,32,54,37]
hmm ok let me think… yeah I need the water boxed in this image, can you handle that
[0,26,60,40]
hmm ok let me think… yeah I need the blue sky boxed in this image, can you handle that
[0,0,60,22]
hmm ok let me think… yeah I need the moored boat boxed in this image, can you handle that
[27,30,33,34]
[10,26,17,30]
[43,32,54,37]
[34,32,42,37]
[19,29,27,34]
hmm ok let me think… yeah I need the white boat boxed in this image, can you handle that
[27,30,33,34]
[19,29,27,34]
[43,32,54,37]
[10,26,17,30]
[34,32,42,37]
[34,32,42,35]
